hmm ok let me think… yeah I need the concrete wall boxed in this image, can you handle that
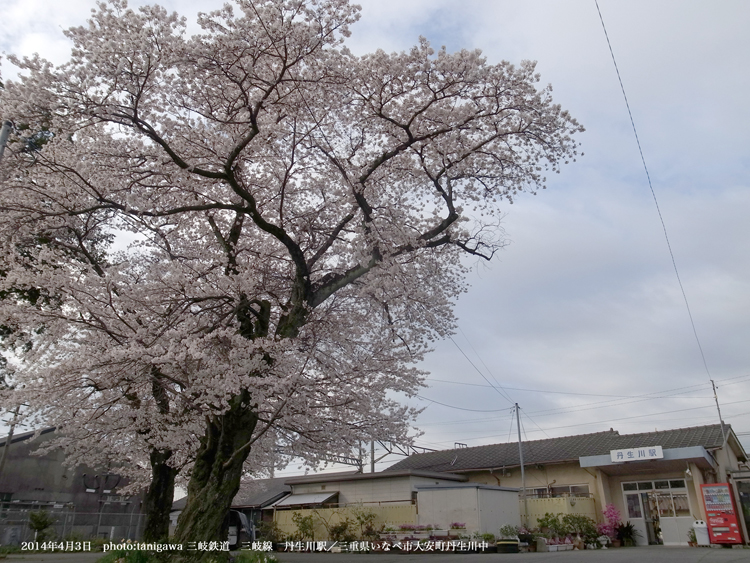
[0,430,141,517]
[521,496,597,528]
[464,463,596,498]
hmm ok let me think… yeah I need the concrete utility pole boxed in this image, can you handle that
[516,403,528,525]
[711,380,732,477]
[0,120,12,162]
[0,406,21,481]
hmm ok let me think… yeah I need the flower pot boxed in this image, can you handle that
[497,540,519,553]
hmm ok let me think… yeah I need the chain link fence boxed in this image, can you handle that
[0,503,144,544]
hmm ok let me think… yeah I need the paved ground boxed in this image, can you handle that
[3,546,748,562]
[272,546,748,563]
[4,553,103,562]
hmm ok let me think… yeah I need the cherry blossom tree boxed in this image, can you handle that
[0,0,582,552]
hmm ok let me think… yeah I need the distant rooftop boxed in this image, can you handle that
[284,469,468,485]
[385,424,745,473]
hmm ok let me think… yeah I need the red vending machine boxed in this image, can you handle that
[700,483,743,544]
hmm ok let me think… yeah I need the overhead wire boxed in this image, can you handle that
[448,335,514,405]
[426,378,707,398]
[458,326,514,399]
[415,374,750,434]
[594,0,713,379]
[430,398,750,445]
[521,409,551,439]
[416,395,509,413]
[420,374,747,421]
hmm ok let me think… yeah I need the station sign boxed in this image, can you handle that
[610,445,663,463]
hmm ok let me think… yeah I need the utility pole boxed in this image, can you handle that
[371,441,375,473]
[0,120,12,162]
[710,380,731,477]
[0,406,21,482]
[515,403,527,525]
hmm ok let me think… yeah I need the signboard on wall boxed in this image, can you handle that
[610,446,663,463]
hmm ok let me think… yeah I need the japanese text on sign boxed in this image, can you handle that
[610,445,663,463]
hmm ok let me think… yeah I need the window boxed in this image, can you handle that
[654,492,674,517]
[569,485,590,497]
[626,494,642,519]
[672,493,690,516]
[623,479,687,492]
[528,484,590,498]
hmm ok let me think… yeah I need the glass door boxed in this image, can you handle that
[624,492,649,546]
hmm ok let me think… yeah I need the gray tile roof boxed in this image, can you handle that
[171,477,291,512]
[232,477,291,508]
[385,424,735,473]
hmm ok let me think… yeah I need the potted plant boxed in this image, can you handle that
[517,526,534,544]
[616,521,640,547]
[599,503,621,546]
[517,526,536,552]
[687,528,697,547]
[561,514,598,550]
[497,524,520,553]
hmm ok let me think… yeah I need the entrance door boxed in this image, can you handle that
[624,492,649,546]
[643,492,662,545]
[736,481,750,542]
[623,490,662,545]
[623,480,693,545]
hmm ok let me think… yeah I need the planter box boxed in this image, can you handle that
[497,540,519,553]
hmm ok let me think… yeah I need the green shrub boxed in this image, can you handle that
[96,550,158,563]
[29,510,57,541]
[352,507,381,541]
[233,552,279,563]
[536,513,569,537]
[561,514,598,543]
[256,520,285,543]
[291,512,315,541]
[327,518,356,543]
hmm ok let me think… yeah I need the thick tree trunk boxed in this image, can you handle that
[141,448,177,542]
[174,390,258,560]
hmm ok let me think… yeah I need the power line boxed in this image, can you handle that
[486,398,750,439]
[521,409,551,439]
[448,336,514,405]
[427,377,718,398]
[416,395,509,413]
[594,0,712,379]
[416,374,750,425]
[457,326,514,400]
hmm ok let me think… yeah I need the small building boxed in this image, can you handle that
[271,470,519,539]
[385,423,749,546]
[0,428,144,543]
[416,483,520,536]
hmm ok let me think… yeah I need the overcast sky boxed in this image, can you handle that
[2,0,749,476]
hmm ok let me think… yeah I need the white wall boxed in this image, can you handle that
[417,487,520,535]
[291,476,462,505]
[418,488,480,531]
[478,488,521,534]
